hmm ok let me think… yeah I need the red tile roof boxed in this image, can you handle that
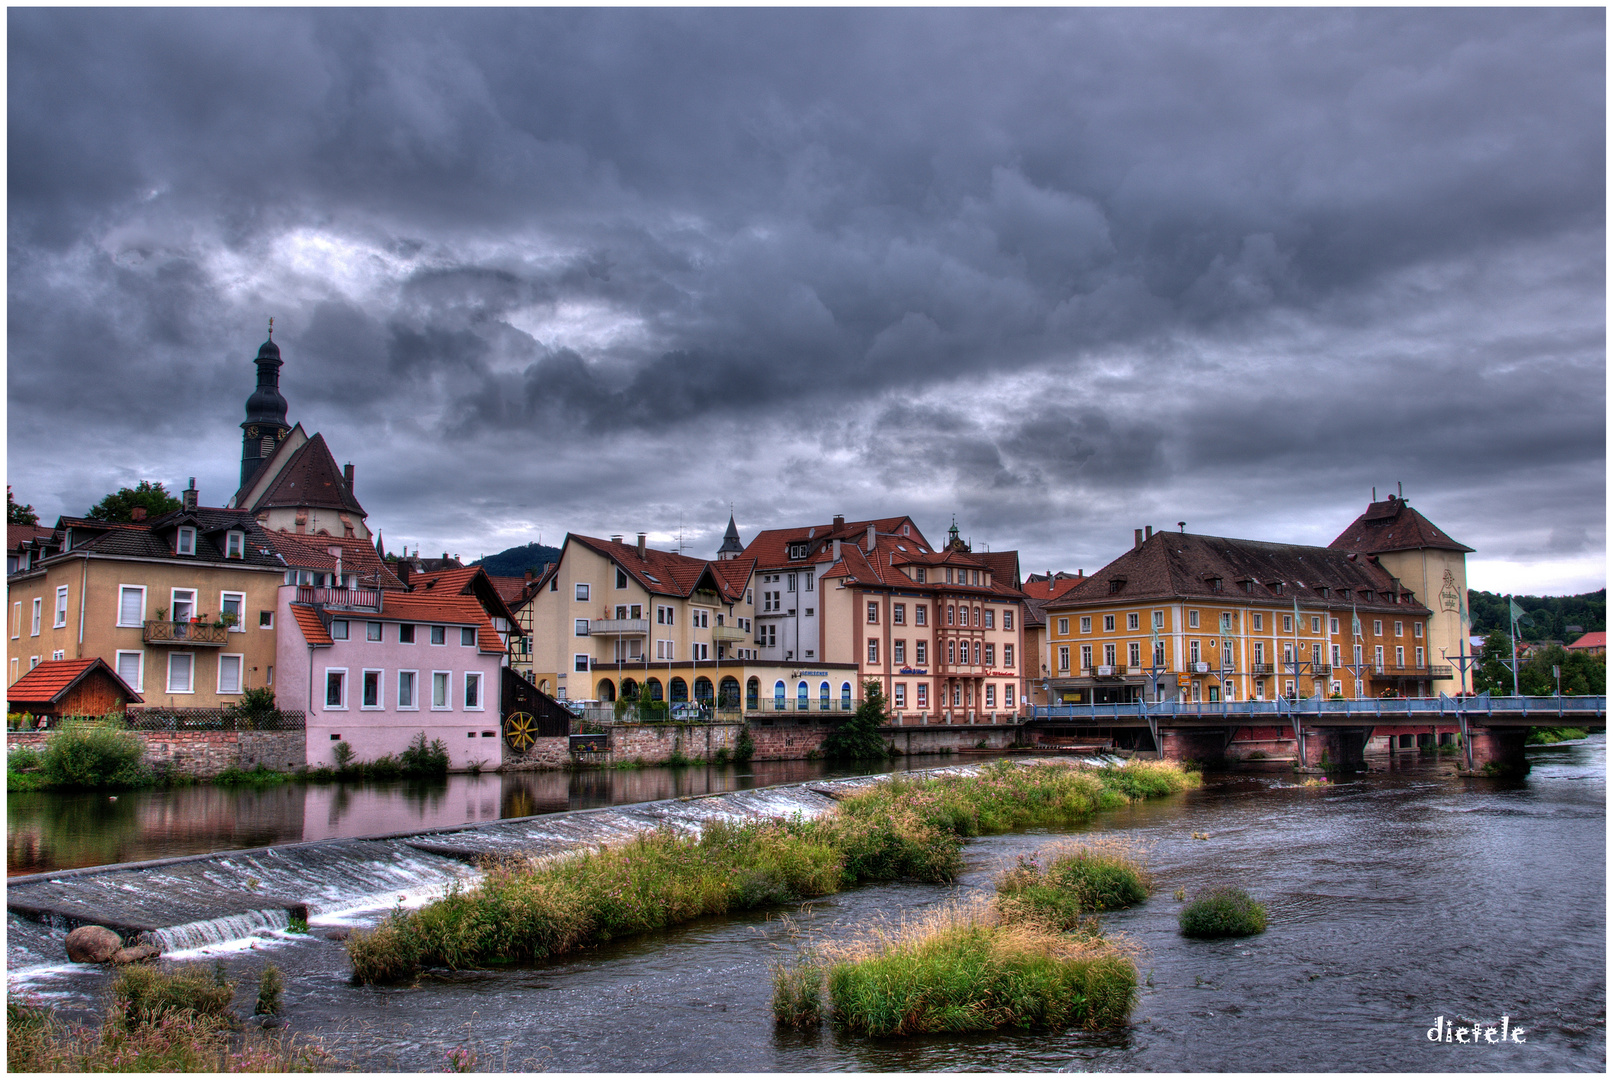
[378,593,504,652]
[6,658,141,706]
[264,531,404,589]
[8,524,52,551]
[742,516,924,570]
[568,534,748,602]
[288,605,333,646]
[820,532,1026,600]
[1567,631,1606,651]
[1329,496,1473,554]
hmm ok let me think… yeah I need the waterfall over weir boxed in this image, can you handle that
[9,761,1069,975]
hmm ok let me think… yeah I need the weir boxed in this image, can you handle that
[11,761,1109,976]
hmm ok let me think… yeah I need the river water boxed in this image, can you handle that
[7,755,978,876]
[9,738,1604,1071]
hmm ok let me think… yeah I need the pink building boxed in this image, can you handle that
[277,577,511,770]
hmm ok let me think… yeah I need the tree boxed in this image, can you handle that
[7,486,38,525]
[86,481,182,523]
[822,679,891,760]
[1473,630,1516,695]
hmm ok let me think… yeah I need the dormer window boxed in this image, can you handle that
[1361,590,1374,602]
[1317,586,1330,599]
[176,527,196,556]
[225,531,245,559]
[1270,581,1283,595]
[788,543,808,560]
[1108,578,1126,594]
[1210,577,1223,593]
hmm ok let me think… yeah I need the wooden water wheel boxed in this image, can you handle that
[503,711,538,753]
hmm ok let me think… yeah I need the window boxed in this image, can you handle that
[225,531,245,559]
[31,598,42,636]
[1255,642,1266,664]
[1253,613,1263,631]
[1330,617,1340,634]
[915,568,926,584]
[974,641,982,665]
[176,527,196,555]
[916,640,928,664]
[574,654,590,672]
[893,683,906,708]
[893,603,906,625]
[462,626,477,646]
[399,623,415,643]
[867,602,879,624]
[1058,645,1070,671]
[691,609,709,629]
[1104,643,1117,666]
[984,609,994,629]
[894,640,906,664]
[550,577,558,592]
[1332,644,1342,667]
[53,586,68,628]
[1081,644,1092,669]
[325,669,346,708]
[656,639,673,660]
[259,610,274,629]
[1311,616,1321,634]
[787,573,797,593]
[915,605,927,626]
[576,583,590,601]
[1282,615,1293,634]
[1004,644,1013,667]
[118,586,146,628]
[431,625,446,645]
[360,669,382,708]
[1127,612,1139,631]
[1079,616,1091,634]
[1187,610,1199,629]
[691,642,709,661]
[220,592,245,632]
[115,650,143,692]
[917,683,928,707]
[363,621,382,642]
[1104,614,1116,632]
[331,619,349,640]
[1004,610,1013,630]
[984,643,995,666]
[868,639,879,663]
[804,608,813,617]
[1129,642,1141,666]
[218,654,243,695]
[1394,620,1404,637]
[1416,646,1425,667]
[973,607,981,627]
[986,684,997,708]
[398,670,418,709]
[1414,622,1425,639]
[12,601,20,639]
[433,672,451,709]
[1395,646,1405,667]
[1374,645,1384,668]
[1057,618,1069,636]
[656,605,673,625]
[166,653,195,693]
[948,640,956,665]
[616,567,628,589]
[1373,620,1383,637]
[465,672,483,709]
[805,574,814,592]
[947,605,955,626]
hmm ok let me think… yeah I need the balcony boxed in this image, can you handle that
[1084,664,1129,677]
[1371,665,1453,680]
[590,619,649,636]
[711,624,746,643]
[296,586,380,611]
[1249,663,1275,675]
[143,620,229,647]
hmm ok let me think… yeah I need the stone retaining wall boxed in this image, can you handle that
[6,729,306,779]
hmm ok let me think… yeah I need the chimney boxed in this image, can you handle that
[344,462,354,491]
[1178,521,1186,534]
[833,538,841,561]
[833,514,845,529]
[1078,569,1083,577]
[183,477,198,511]
[1134,528,1143,550]
[1145,525,1153,540]
[524,569,534,583]
[131,507,148,523]
[637,533,647,558]
[397,560,412,589]
[610,534,623,544]
[865,524,876,552]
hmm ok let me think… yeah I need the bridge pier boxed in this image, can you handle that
[1156,728,1229,767]
[1302,727,1370,771]
[1462,726,1530,777]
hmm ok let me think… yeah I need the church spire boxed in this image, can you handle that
[716,510,744,560]
[240,323,291,490]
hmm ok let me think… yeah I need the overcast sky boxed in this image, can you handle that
[8,9,1605,594]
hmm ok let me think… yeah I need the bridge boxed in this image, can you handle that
[1025,694,1605,774]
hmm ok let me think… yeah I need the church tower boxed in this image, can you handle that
[716,513,744,560]
[240,326,291,490]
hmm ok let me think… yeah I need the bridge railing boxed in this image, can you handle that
[1031,695,1606,722]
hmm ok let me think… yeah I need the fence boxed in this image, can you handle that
[123,707,307,732]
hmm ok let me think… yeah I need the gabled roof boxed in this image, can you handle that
[1567,631,1606,651]
[819,531,1026,600]
[8,524,52,552]
[40,510,285,569]
[263,531,404,589]
[1020,574,1086,628]
[6,658,141,707]
[288,604,333,647]
[1047,531,1426,613]
[248,432,366,516]
[408,565,521,625]
[287,591,505,653]
[742,516,924,570]
[567,534,748,602]
[1329,496,1473,555]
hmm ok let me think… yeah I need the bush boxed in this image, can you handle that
[215,764,288,787]
[822,900,1136,1035]
[228,687,278,730]
[332,741,359,780]
[1178,887,1267,938]
[996,841,1151,928]
[399,733,450,778]
[365,754,403,781]
[734,725,755,763]
[9,746,43,770]
[41,721,151,789]
[1527,727,1589,745]
[254,964,284,1017]
[713,746,731,766]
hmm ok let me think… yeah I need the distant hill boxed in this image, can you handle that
[473,542,562,579]
[1468,588,1605,641]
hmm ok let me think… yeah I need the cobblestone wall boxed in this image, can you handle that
[6,729,306,778]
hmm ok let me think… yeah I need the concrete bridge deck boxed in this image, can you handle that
[1029,693,1606,727]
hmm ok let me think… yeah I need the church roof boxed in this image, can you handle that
[717,513,745,555]
[1328,496,1473,555]
[249,433,366,516]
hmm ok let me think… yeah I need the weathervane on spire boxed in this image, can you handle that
[267,316,274,338]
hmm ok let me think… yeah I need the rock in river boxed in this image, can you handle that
[111,944,161,965]
[65,925,123,964]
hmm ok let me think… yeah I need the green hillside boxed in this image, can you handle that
[1467,588,1605,642]
[473,542,562,579]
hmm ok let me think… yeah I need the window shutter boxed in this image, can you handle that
[120,589,144,626]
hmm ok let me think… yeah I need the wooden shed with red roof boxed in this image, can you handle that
[6,658,142,720]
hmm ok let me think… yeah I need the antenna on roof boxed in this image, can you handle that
[1372,486,1376,501]
[1398,481,1403,499]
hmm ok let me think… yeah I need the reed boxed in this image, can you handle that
[1178,886,1268,937]
[996,839,1152,929]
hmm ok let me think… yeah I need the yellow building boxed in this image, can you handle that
[1044,527,1448,704]
[7,506,285,709]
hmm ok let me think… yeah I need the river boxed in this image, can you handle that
[8,738,1604,1071]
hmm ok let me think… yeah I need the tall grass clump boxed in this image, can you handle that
[771,958,826,1029]
[996,840,1152,929]
[1178,886,1268,937]
[1097,758,1200,800]
[41,721,150,789]
[806,899,1136,1035]
[1527,726,1589,745]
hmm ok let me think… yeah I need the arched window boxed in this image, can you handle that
[670,677,688,702]
[597,678,616,702]
[797,681,809,709]
[819,681,830,710]
[719,676,740,707]
[694,677,713,703]
[774,680,786,707]
[620,678,638,700]
[840,682,853,709]
[646,678,663,701]
[746,677,760,710]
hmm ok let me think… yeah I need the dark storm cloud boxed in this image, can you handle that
[7,8,1604,589]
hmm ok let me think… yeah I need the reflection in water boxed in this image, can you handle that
[8,755,976,875]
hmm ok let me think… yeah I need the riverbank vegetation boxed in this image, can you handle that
[1178,886,1268,937]
[346,759,1198,983]
[995,841,1151,928]
[7,722,149,791]
[7,962,328,1072]
[1527,726,1590,745]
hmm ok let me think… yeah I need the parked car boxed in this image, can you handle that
[669,702,711,721]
